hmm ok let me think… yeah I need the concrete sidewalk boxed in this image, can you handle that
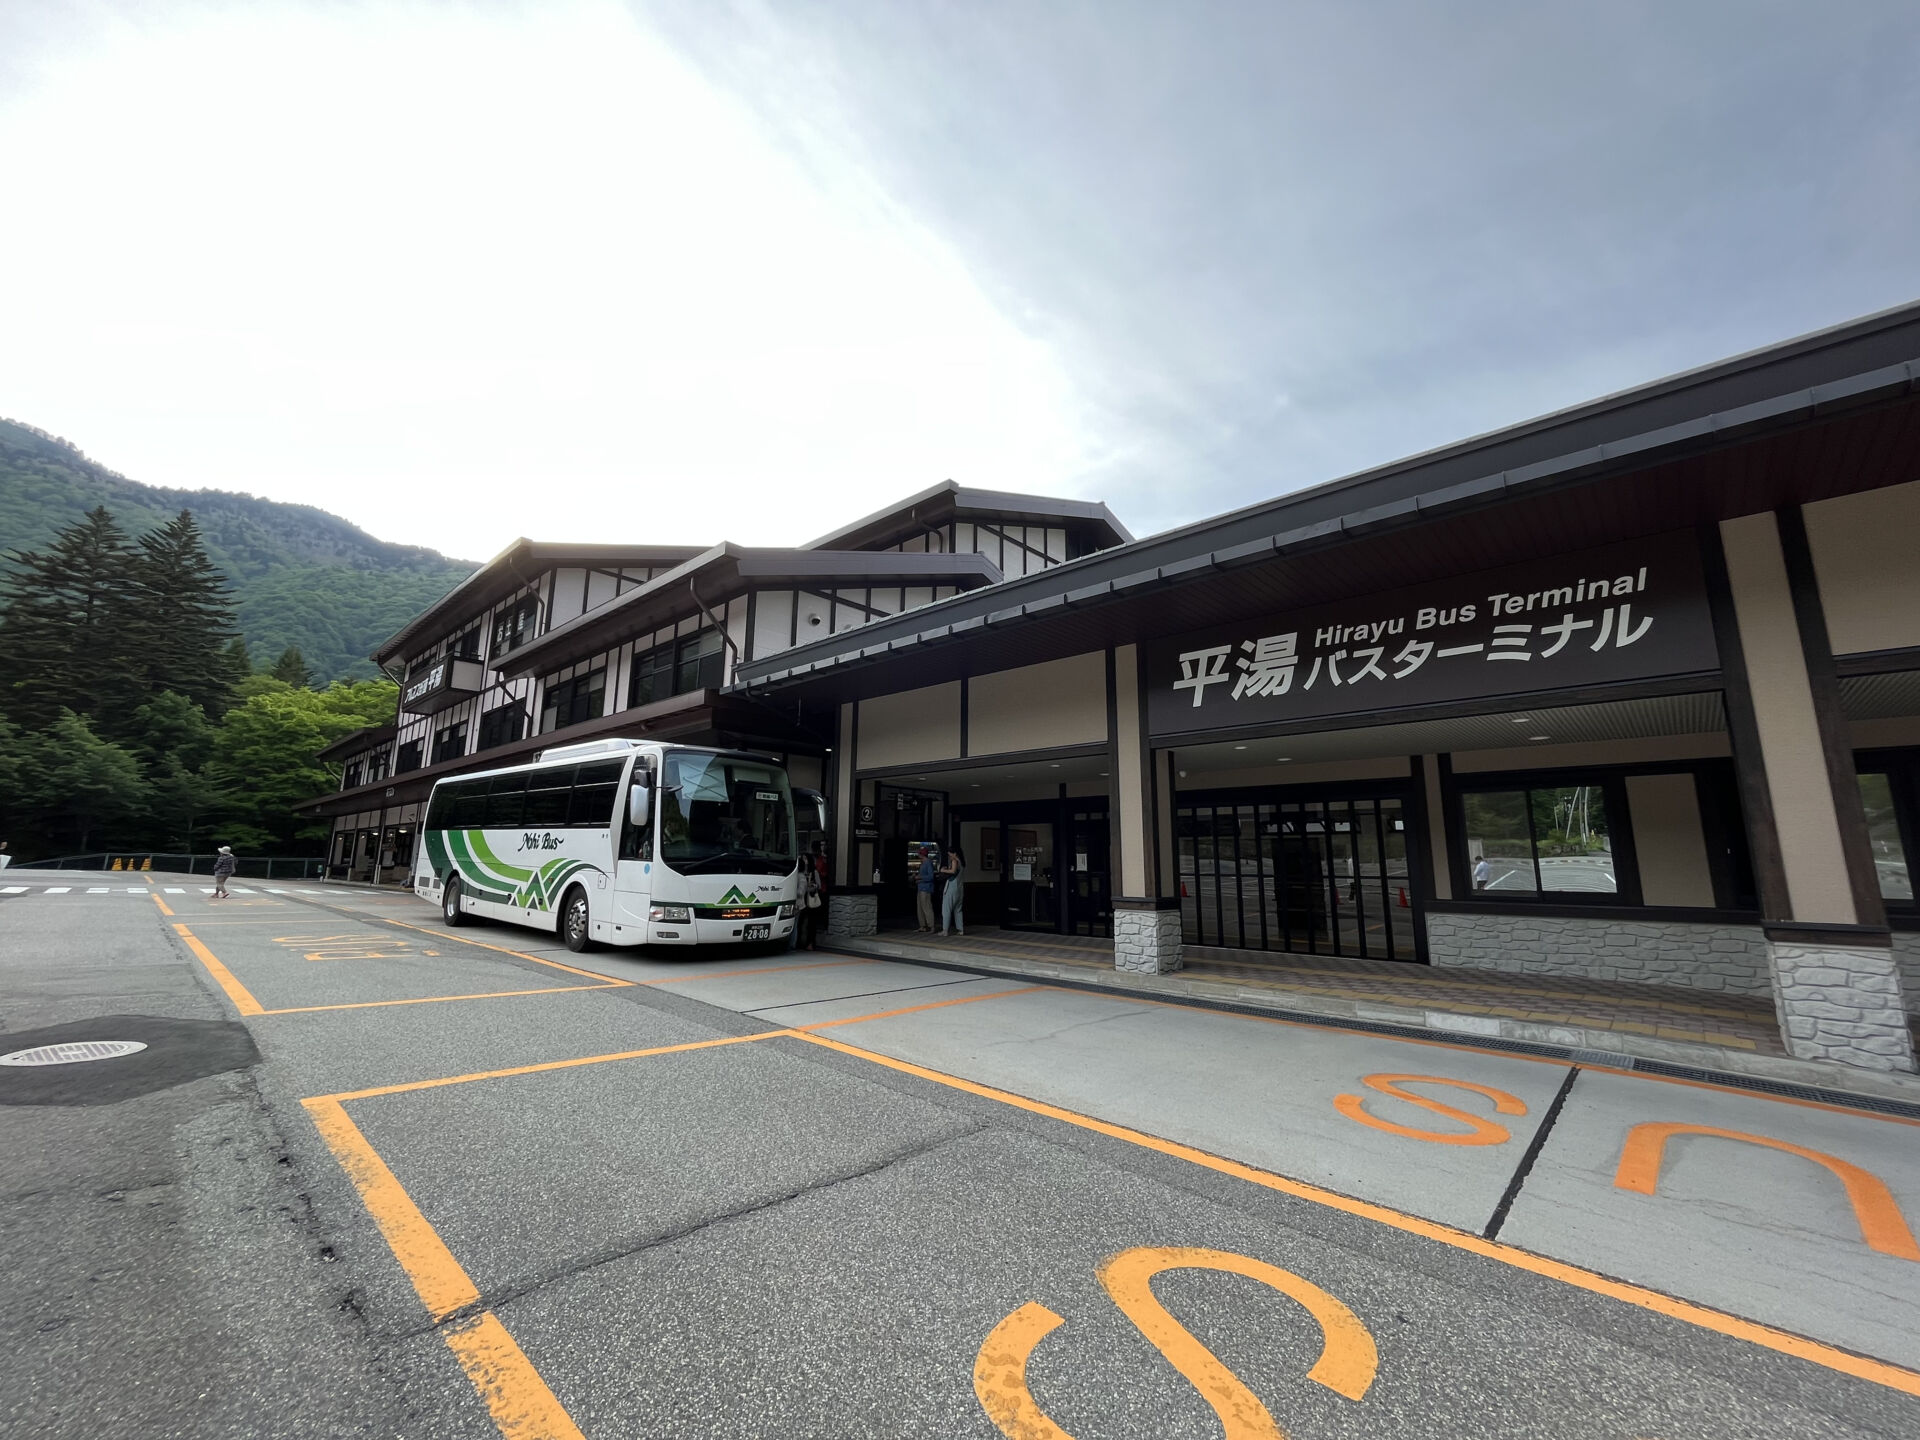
[829,925,1920,1106]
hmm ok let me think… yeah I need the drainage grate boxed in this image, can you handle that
[0,1040,148,1067]
[1631,1060,1920,1121]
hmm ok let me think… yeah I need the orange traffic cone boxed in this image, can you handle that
[1397,886,1409,907]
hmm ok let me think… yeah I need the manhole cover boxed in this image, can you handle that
[0,1040,149,1067]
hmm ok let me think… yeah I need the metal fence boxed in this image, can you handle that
[12,852,329,879]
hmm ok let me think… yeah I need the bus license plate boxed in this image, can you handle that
[743,924,770,941]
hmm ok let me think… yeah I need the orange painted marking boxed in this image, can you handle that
[796,1030,1920,1397]
[149,891,175,917]
[1334,1073,1528,1147]
[174,923,264,1016]
[260,982,625,1015]
[441,1311,587,1440]
[973,1302,1073,1440]
[1615,1122,1920,1261]
[303,1097,479,1318]
[379,916,631,983]
[312,1031,791,1104]
[1100,1247,1376,1433]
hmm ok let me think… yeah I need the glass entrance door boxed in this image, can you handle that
[1002,822,1057,930]
[1177,792,1416,961]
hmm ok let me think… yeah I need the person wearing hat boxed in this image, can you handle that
[211,845,237,900]
[914,844,938,932]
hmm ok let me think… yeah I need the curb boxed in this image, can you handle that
[824,933,1920,1113]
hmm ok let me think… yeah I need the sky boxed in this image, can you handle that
[3,1,1918,563]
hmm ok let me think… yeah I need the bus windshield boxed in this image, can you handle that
[659,751,795,876]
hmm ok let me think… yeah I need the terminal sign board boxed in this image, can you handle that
[1145,530,1718,739]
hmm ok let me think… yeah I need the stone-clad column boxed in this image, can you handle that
[1715,512,1913,1072]
[1114,899,1183,974]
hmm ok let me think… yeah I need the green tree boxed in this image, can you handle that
[0,506,142,726]
[14,710,145,851]
[208,678,398,852]
[131,510,238,717]
[269,645,313,688]
[220,636,253,694]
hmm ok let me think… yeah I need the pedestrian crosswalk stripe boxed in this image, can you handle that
[200,887,215,893]
[126,886,144,893]
[165,887,185,893]
[46,886,71,893]
[231,887,255,894]
[88,887,109,893]
[266,888,288,894]
[2,886,24,894]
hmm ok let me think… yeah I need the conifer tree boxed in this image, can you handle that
[132,510,238,717]
[270,645,313,688]
[0,506,142,726]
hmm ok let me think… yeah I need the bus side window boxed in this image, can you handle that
[621,763,653,862]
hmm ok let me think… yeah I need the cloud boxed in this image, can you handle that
[0,0,1101,557]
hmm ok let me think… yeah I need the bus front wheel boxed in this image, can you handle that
[561,885,594,953]
[443,876,467,927]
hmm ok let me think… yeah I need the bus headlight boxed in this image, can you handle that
[776,902,795,919]
[649,904,692,923]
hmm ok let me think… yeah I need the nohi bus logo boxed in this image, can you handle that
[718,886,761,906]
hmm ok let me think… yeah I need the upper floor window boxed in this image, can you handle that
[342,761,363,790]
[395,739,424,774]
[431,722,467,767]
[477,705,526,752]
[448,626,483,661]
[630,629,724,709]
[540,668,606,734]
[491,597,539,658]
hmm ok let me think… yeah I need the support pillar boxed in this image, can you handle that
[1714,512,1913,1071]
[1110,645,1183,974]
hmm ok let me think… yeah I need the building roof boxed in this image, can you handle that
[492,543,1005,680]
[800,480,1134,552]
[736,298,1920,703]
[371,540,706,667]
[316,723,396,763]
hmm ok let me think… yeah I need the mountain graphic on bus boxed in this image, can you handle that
[717,885,761,906]
[427,829,603,911]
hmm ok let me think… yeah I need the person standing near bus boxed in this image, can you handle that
[938,844,965,937]
[211,845,237,900]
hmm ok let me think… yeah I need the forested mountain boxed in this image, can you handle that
[0,418,476,679]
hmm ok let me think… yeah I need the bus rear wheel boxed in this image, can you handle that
[561,885,594,953]
[443,876,467,927]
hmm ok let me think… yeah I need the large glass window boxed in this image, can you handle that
[1858,770,1914,903]
[540,668,606,734]
[659,750,794,876]
[395,739,424,774]
[1176,794,1414,960]
[1462,782,1615,895]
[629,629,725,709]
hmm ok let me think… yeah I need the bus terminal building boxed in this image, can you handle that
[302,303,1920,1074]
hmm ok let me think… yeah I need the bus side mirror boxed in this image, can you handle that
[628,786,652,829]
[812,795,828,835]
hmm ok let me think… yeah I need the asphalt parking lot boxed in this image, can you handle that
[5,871,1919,1438]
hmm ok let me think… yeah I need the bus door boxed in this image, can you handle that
[612,759,655,932]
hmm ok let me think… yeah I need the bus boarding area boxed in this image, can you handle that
[142,881,1920,1437]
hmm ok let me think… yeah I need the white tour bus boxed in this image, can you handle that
[415,738,815,953]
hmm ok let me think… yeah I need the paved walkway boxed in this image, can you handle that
[844,926,1920,1095]
[879,925,1789,1052]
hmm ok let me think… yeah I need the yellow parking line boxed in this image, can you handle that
[379,917,633,984]
[261,982,628,1016]
[303,1098,583,1440]
[175,923,265,1016]
[791,1030,1920,1399]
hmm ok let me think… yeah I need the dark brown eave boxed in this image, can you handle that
[316,723,396,763]
[801,480,1134,552]
[492,544,1003,681]
[371,539,706,667]
[736,304,1920,705]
